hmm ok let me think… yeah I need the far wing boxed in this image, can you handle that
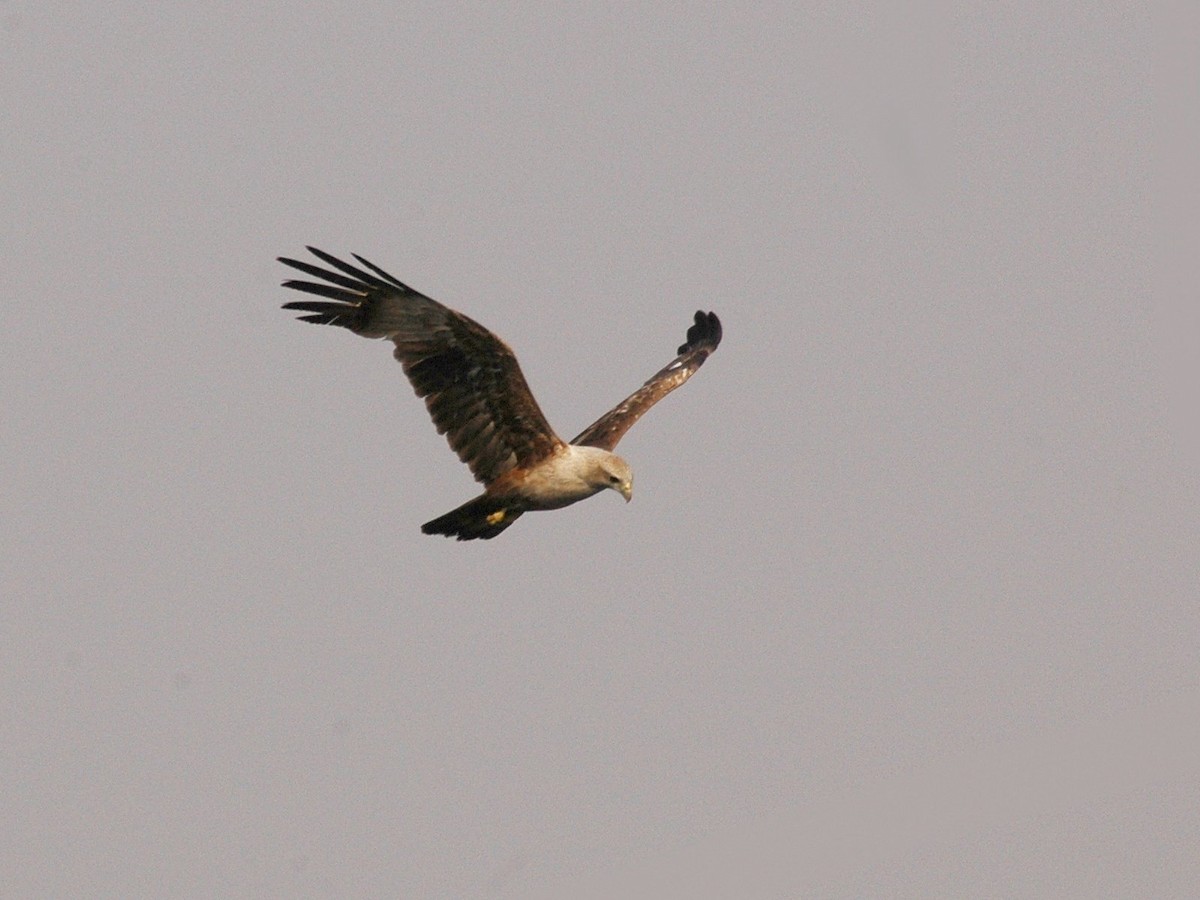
[571,311,722,451]
[281,247,564,485]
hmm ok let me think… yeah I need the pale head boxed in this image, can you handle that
[599,453,633,502]
[572,444,633,502]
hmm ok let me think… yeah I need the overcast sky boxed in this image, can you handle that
[4,4,1197,897]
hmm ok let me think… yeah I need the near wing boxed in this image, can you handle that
[280,247,564,485]
[571,311,722,451]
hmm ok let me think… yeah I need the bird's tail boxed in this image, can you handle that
[421,494,524,540]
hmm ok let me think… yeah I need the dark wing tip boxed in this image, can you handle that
[280,247,423,299]
[280,299,361,327]
[279,248,379,327]
[304,246,342,267]
[678,310,722,355]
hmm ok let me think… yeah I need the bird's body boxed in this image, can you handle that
[492,444,633,510]
[280,247,720,540]
[420,445,632,540]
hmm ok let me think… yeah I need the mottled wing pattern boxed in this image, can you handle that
[281,247,564,484]
[571,311,722,451]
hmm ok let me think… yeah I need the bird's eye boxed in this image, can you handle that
[609,474,621,483]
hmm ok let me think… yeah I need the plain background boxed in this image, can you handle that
[4,4,1197,897]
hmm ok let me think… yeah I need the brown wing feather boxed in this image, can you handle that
[571,311,722,450]
[281,247,564,485]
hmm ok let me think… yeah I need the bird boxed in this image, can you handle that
[279,247,722,540]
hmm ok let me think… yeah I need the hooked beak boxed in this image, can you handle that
[618,480,633,503]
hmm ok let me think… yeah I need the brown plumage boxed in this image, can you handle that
[280,247,722,540]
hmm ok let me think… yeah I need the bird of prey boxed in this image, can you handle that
[280,247,722,540]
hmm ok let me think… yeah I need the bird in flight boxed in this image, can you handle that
[280,247,722,540]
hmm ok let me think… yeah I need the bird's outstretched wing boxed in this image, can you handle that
[571,311,722,451]
[280,247,564,485]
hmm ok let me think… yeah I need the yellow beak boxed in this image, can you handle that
[619,481,633,503]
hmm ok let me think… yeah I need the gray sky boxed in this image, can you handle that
[4,4,1197,897]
